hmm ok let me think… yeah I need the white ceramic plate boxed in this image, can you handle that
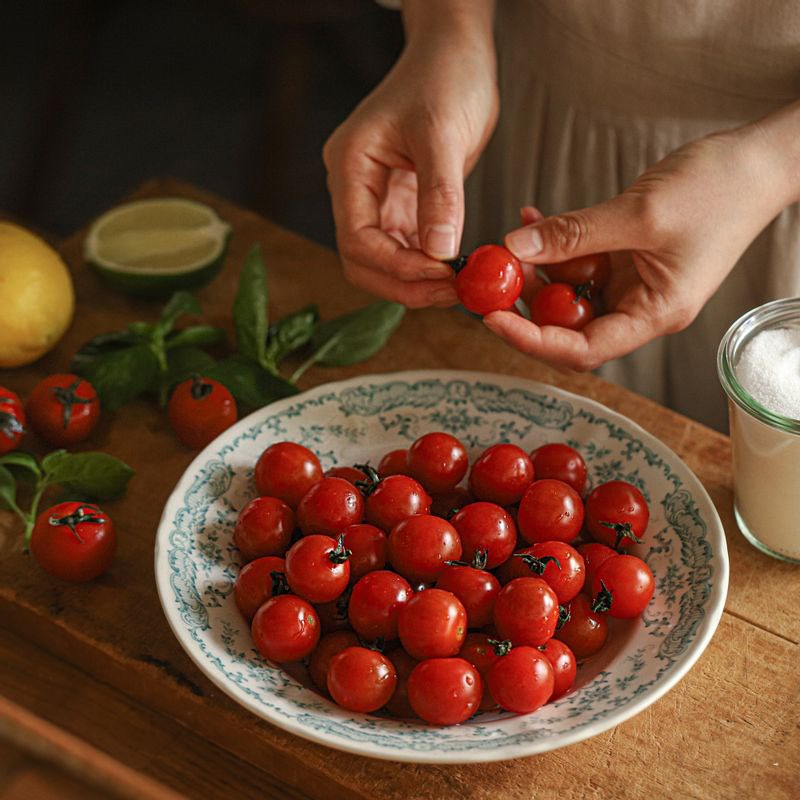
[155,370,728,763]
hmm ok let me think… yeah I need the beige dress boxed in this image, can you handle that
[465,0,800,431]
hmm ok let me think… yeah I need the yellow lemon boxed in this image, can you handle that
[0,222,74,368]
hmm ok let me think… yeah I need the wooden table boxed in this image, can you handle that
[1,179,798,800]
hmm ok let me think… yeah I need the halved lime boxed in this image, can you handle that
[84,198,232,297]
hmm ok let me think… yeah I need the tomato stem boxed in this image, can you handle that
[0,410,25,440]
[190,375,214,401]
[270,570,291,596]
[48,504,106,543]
[486,638,513,657]
[512,553,561,575]
[353,464,381,497]
[52,379,93,430]
[328,533,352,565]
[591,579,613,613]
[446,255,468,273]
[445,548,488,570]
[574,280,594,303]
[599,521,642,550]
[556,604,571,630]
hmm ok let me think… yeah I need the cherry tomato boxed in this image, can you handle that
[458,632,501,711]
[26,374,99,446]
[384,647,419,718]
[493,577,559,647]
[469,444,534,506]
[234,555,287,620]
[436,560,500,629]
[530,443,587,494]
[309,630,360,692]
[455,244,523,316]
[284,534,351,604]
[542,252,611,290]
[365,474,430,533]
[429,486,474,518]
[555,593,608,659]
[0,387,25,455]
[168,376,236,449]
[348,570,413,641]
[296,476,364,537]
[324,465,367,485]
[251,594,320,662]
[407,658,482,725]
[585,480,650,549]
[342,523,387,582]
[234,496,295,561]
[406,432,468,493]
[506,541,585,603]
[388,514,462,583]
[539,639,577,700]
[487,646,554,713]
[398,588,467,659]
[449,502,517,569]
[30,502,115,582]
[377,448,408,479]
[591,554,655,619]
[254,442,322,508]
[315,586,352,634]
[517,479,584,544]
[530,282,594,331]
[577,542,618,588]
[327,646,397,713]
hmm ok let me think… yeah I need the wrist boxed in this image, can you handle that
[402,0,496,59]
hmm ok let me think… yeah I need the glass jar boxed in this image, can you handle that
[718,297,800,563]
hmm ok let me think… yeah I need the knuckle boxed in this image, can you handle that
[424,177,461,209]
[548,213,590,255]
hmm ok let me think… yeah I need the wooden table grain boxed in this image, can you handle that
[1,179,798,800]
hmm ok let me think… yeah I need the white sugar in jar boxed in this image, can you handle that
[718,298,800,563]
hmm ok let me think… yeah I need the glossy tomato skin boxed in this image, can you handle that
[168,376,236,449]
[308,630,360,692]
[284,534,351,604]
[429,486,474,519]
[530,443,587,494]
[449,502,517,569]
[0,387,25,455]
[348,570,413,641]
[384,647,419,718]
[539,639,577,700]
[530,283,594,331]
[376,449,408,479]
[517,479,584,544]
[26,374,99,446]
[577,542,618,588]
[542,253,611,290]
[365,474,430,533]
[233,496,295,561]
[459,632,501,711]
[388,515,462,583]
[493,577,559,647]
[296,477,364,537]
[234,556,286,620]
[506,541,585,603]
[327,647,397,713]
[455,244,523,316]
[324,465,367,485]
[488,646,554,713]
[406,432,468,494]
[469,444,535,506]
[30,502,115,582]
[436,565,500,629]
[342,523,387,582]
[407,657,482,725]
[585,481,650,549]
[398,588,467,660]
[592,555,655,618]
[254,442,322,508]
[555,593,608,658]
[251,594,320,662]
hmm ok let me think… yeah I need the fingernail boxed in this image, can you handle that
[425,224,457,259]
[506,226,543,259]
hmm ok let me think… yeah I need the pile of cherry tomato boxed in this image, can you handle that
[233,431,656,725]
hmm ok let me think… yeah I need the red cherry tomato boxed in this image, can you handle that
[398,588,467,660]
[254,442,322,508]
[506,541,585,604]
[577,542,618,588]
[585,480,650,549]
[296,476,364,537]
[251,594,320,662]
[26,374,99,446]
[348,570,413,641]
[469,444,534,506]
[233,496,295,561]
[436,561,500,629]
[407,658,483,725]
[315,586,352,634]
[449,502,517,569]
[284,534,351,604]
[530,282,594,330]
[429,486,474,519]
[384,647,419,718]
[539,639,577,700]
[591,554,655,619]
[327,647,397,713]
[324,465,367,485]
[517,479,584,544]
[342,523,387,582]
[458,632,501,711]
[234,556,286,620]
[0,387,25,454]
[309,630,359,692]
[376,448,408,479]
[388,514,462,583]
[168,376,236,449]
[406,432,468,493]
[530,443,587,494]
[542,253,611,290]
[493,577,559,647]
[30,502,115,582]
[455,244,523,316]
[555,593,608,659]
[488,646,554,713]
[365,474,431,533]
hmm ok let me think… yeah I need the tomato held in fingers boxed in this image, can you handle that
[234,556,287,621]
[555,593,608,659]
[254,442,322,508]
[296,476,364,537]
[388,514,461,583]
[510,541,585,604]
[384,647,419,718]
[530,443,587,494]
[530,282,594,331]
[30,502,115,582]
[328,647,397,713]
[251,594,320,662]
[542,253,611,290]
[364,474,431,533]
[577,542,618,588]
[585,480,650,549]
[342,523,387,582]
[406,432,468,494]
[436,554,501,629]
[455,244,523,316]
[469,444,535,506]
[493,577,559,647]
[348,570,413,641]
[398,588,467,659]
[518,479,584,544]
[309,630,360,692]
[376,448,408,479]
[539,639,577,700]
[234,496,295,561]
[488,645,554,713]
[168,376,236,449]
[26,374,99,446]
[591,555,655,619]
[284,533,351,604]
[0,387,25,454]
[449,502,517,569]
[407,657,483,725]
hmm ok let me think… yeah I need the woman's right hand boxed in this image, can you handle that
[323,6,498,308]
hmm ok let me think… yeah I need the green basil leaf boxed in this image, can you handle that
[0,452,41,478]
[41,450,69,472]
[73,329,143,362]
[310,301,405,367]
[205,356,297,411]
[157,291,201,335]
[43,451,134,499]
[233,244,268,366]
[164,347,218,391]
[266,304,319,364]
[74,344,160,410]
[0,465,16,511]
[166,325,225,350]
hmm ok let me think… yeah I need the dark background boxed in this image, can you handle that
[1,0,403,241]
